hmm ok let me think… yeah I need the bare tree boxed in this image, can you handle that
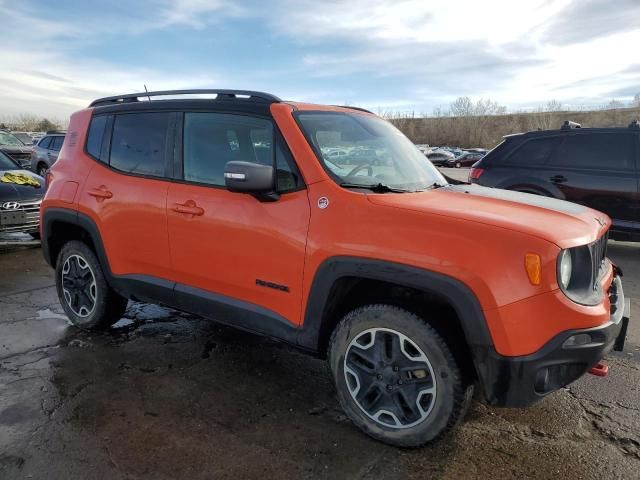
[608,99,624,109]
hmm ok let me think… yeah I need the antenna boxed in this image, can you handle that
[143,84,151,102]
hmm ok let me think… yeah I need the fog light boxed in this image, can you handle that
[562,333,592,348]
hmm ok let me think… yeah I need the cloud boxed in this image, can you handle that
[543,0,640,45]
[155,0,247,28]
[0,0,639,118]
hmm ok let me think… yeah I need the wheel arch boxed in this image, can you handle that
[42,208,111,274]
[298,257,495,383]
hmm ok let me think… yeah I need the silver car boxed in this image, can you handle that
[30,133,65,176]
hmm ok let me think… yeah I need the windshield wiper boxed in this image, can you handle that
[339,182,412,193]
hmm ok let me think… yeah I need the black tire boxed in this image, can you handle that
[37,163,48,177]
[328,305,471,447]
[55,240,128,330]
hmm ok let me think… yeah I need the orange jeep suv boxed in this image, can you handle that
[41,90,630,447]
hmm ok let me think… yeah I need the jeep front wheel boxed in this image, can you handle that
[55,240,128,329]
[328,305,470,447]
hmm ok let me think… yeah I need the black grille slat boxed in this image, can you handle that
[590,232,608,289]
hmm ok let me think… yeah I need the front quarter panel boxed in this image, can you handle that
[302,181,561,313]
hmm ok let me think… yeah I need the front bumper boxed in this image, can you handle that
[477,275,630,407]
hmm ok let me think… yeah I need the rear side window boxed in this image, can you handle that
[110,113,169,177]
[50,136,64,152]
[506,137,561,165]
[182,113,302,192]
[86,115,107,160]
[39,136,52,149]
[551,133,634,170]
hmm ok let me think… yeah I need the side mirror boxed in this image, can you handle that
[224,161,278,201]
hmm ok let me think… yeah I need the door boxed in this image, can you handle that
[167,112,309,326]
[78,111,174,281]
[547,132,637,235]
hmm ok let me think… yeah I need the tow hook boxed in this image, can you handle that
[588,362,609,377]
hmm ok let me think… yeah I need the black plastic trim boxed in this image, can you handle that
[297,256,493,351]
[90,89,281,107]
[479,275,628,407]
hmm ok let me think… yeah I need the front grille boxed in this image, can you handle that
[0,200,41,233]
[590,231,609,289]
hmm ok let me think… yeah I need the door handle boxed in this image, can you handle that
[87,186,113,201]
[172,200,204,216]
[550,175,568,184]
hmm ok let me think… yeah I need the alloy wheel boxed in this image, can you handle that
[343,328,437,429]
[61,254,97,317]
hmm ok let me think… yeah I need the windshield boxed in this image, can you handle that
[0,131,25,146]
[0,151,19,170]
[297,112,445,192]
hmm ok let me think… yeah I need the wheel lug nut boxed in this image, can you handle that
[386,385,393,391]
[376,374,382,380]
[393,366,399,372]
[397,380,403,385]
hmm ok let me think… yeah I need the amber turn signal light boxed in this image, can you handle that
[524,253,541,285]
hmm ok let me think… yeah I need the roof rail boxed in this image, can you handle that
[89,89,281,107]
[46,130,66,135]
[629,120,639,130]
[561,120,581,130]
[333,105,374,114]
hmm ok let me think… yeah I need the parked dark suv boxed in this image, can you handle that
[470,121,640,241]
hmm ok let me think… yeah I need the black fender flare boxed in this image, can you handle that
[42,207,111,270]
[297,256,494,352]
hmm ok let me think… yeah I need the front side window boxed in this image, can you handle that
[110,113,169,177]
[183,113,302,192]
[296,112,444,192]
[551,133,634,170]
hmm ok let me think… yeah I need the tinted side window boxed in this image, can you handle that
[86,115,107,161]
[275,137,303,192]
[551,133,634,170]
[506,137,561,165]
[50,136,64,152]
[110,113,169,177]
[39,136,52,149]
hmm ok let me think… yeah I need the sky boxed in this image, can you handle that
[1,0,639,119]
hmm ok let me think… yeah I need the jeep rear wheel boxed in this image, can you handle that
[55,240,128,329]
[328,305,470,447]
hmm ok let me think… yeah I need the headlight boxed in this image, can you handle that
[558,249,572,289]
[557,243,606,305]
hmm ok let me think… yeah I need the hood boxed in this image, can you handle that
[0,145,31,154]
[0,169,45,203]
[367,184,608,249]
